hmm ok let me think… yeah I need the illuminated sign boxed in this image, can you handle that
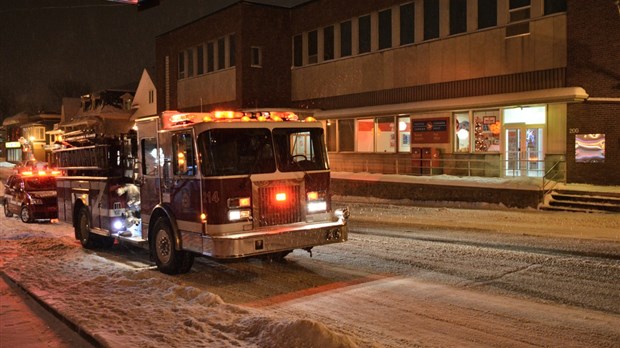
[5,141,21,148]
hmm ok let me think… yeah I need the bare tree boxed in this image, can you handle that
[48,79,91,109]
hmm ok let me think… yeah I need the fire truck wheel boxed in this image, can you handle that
[20,206,34,223]
[152,218,194,275]
[3,201,13,217]
[76,206,97,249]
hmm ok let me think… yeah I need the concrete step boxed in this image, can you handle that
[541,189,620,213]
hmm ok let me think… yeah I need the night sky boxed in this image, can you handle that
[0,0,307,119]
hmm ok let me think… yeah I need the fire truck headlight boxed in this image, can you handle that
[307,201,327,213]
[228,209,251,221]
[113,220,124,231]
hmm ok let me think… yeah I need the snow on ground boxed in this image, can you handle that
[0,219,359,347]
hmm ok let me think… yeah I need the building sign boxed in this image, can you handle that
[5,141,21,148]
[412,117,449,144]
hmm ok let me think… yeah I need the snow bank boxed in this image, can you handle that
[0,222,360,347]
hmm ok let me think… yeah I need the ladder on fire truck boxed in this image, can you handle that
[54,145,111,171]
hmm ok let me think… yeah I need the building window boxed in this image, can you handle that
[308,30,318,64]
[326,120,337,151]
[186,48,194,77]
[207,42,214,72]
[217,37,225,70]
[356,119,374,152]
[293,34,302,66]
[378,8,392,50]
[251,46,262,67]
[376,116,396,153]
[473,110,500,152]
[229,34,236,67]
[324,25,334,61]
[400,3,415,45]
[506,0,531,37]
[424,0,440,40]
[178,51,185,79]
[478,0,497,29]
[340,20,352,57]
[148,90,154,104]
[449,0,467,35]
[338,119,355,151]
[454,112,471,152]
[358,14,371,54]
[544,0,566,15]
[398,116,411,153]
[196,45,204,75]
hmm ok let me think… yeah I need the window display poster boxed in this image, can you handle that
[412,117,449,143]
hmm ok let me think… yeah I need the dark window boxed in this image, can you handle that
[141,138,158,176]
[478,0,497,29]
[358,15,371,53]
[196,45,204,75]
[324,25,334,61]
[450,0,467,35]
[178,51,185,79]
[510,0,530,8]
[187,48,194,77]
[172,132,196,176]
[340,20,352,57]
[338,119,355,151]
[207,42,214,72]
[251,47,262,67]
[378,8,392,50]
[293,34,302,66]
[308,30,318,64]
[198,128,275,176]
[424,0,440,40]
[544,0,566,15]
[400,3,415,45]
[507,0,530,37]
[229,34,236,67]
[326,120,337,151]
[217,38,225,70]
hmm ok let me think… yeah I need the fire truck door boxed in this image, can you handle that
[136,117,161,235]
[168,131,201,233]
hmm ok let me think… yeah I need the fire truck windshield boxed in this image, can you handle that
[197,127,328,176]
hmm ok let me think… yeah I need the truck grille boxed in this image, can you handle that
[257,185,302,227]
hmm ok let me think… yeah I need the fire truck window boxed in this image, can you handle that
[197,129,275,176]
[141,138,158,176]
[172,132,196,176]
[273,128,328,172]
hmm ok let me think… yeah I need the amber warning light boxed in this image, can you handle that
[275,192,287,202]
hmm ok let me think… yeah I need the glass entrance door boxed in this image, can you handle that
[504,126,544,177]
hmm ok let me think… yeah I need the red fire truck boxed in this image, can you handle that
[53,110,349,274]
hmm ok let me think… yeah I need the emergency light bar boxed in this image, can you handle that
[162,110,316,130]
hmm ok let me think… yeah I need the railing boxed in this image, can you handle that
[329,155,552,179]
[542,160,566,195]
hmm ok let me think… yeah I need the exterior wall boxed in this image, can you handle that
[292,15,566,102]
[155,3,292,113]
[565,0,620,186]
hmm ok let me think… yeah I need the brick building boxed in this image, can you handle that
[155,0,619,187]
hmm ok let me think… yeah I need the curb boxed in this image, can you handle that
[0,271,104,348]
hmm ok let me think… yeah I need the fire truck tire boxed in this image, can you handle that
[76,206,98,249]
[20,206,34,223]
[152,218,194,275]
[4,201,13,217]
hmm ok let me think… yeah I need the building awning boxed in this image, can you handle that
[315,87,589,119]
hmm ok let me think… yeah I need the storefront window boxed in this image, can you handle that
[398,116,411,153]
[356,119,374,152]
[473,110,500,152]
[454,112,470,152]
[325,120,337,152]
[375,117,395,152]
[338,119,355,152]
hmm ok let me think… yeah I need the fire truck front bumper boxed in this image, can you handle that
[203,209,349,259]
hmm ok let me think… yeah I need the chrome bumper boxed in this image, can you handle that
[201,217,348,259]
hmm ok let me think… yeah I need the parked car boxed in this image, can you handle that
[2,171,58,223]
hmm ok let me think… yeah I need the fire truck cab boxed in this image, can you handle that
[54,110,348,274]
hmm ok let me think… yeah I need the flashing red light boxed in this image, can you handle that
[275,192,287,202]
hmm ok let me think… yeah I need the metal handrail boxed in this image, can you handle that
[542,160,566,195]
